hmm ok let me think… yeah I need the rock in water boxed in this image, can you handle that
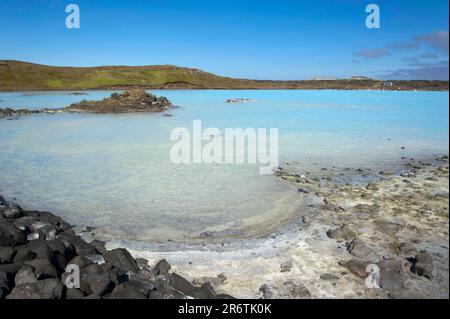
[326,225,357,240]
[65,89,172,114]
[410,251,434,280]
[346,238,374,259]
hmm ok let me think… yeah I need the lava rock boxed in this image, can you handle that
[85,273,113,296]
[14,265,38,286]
[151,258,171,277]
[0,246,15,263]
[397,242,418,257]
[0,271,11,298]
[326,225,357,240]
[169,272,195,295]
[104,248,139,274]
[347,238,374,259]
[320,273,340,281]
[57,233,97,257]
[0,220,27,247]
[280,260,293,272]
[410,251,434,280]
[65,288,85,299]
[89,239,107,255]
[1,203,23,219]
[6,278,63,299]
[259,284,273,299]
[107,282,147,299]
[85,254,106,265]
[339,259,369,278]
[23,258,59,279]
[188,283,217,299]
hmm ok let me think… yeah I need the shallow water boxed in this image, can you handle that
[0,90,448,243]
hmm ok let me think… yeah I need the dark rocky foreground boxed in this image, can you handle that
[0,196,234,299]
[64,89,172,114]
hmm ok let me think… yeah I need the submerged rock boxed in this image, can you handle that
[326,225,357,240]
[410,251,434,280]
[346,238,374,259]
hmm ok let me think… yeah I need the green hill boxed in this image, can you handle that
[0,60,448,91]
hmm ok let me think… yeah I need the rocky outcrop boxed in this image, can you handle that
[225,98,252,103]
[0,108,59,119]
[64,89,172,114]
[0,195,233,299]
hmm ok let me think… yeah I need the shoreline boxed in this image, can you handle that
[1,87,449,93]
[2,154,448,298]
[123,155,448,299]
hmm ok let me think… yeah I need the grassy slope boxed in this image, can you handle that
[0,60,448,91]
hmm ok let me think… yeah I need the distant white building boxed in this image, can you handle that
[309,77,338,81]
[383,81,394,87]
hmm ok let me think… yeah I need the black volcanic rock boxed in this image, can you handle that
[0,195,233,299]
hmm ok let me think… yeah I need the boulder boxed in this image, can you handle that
[104,248,139,274]
[13,239,54,263]
[151,258,171,277]
[25,211,73,233]
[326,225,357,240]
[65,288,85,299]
[284,281,311,299]
[84,273,113,296]
[85,254,105,265]
[6,278,63,299]
[320,273,340,281]
[149,286,185,299]
[410,251,434,280]
[280,260,293,272]
[0,263,22,275]
[0,219,27,247]
[1,203,23,219]
[14,265,38,286]
[169,272,195,295]
[339,259,369,278]
[107,282,148,299]
[397,242,418,257]
[259,284,273,299]
[23,258,59,279]
[347,238,374,259]
[89,239,107,255]
[188,283,217,299]
[57,233,97,257]
[0,246,15,263]
[379,268,403,290]
[0,271,11,299]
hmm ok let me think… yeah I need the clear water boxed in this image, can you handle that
[0,90,448,243]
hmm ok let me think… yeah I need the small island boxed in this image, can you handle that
[65,89,172,114]
[0,90,173,119]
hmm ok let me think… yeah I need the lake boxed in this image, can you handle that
[0,90,448,246]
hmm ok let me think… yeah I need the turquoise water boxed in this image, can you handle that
[0,90,448,242]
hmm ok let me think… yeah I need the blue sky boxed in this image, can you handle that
[0,0,448,80]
